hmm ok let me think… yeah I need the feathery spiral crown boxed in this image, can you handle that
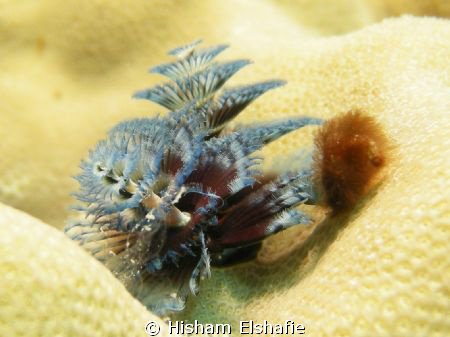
[65,40,322,315]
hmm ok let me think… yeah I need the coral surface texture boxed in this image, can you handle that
[1,0,449,336]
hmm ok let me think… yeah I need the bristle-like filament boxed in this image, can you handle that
[313,110,389,214]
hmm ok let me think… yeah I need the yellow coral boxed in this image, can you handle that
[0,0,449,336]
[0,203,176,337]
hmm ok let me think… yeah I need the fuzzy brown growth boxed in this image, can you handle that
[314,110,388,214]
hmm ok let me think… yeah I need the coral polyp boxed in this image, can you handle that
[65,40,322,315]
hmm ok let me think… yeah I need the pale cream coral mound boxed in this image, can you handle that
[1,0,449,336]
[0,203,175,337]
